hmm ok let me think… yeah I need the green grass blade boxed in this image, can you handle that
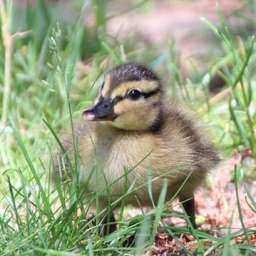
[152,179,168,240]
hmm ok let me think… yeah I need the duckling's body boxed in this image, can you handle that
[56,63,219,230]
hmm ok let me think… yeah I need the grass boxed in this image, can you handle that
[0,0,256,255]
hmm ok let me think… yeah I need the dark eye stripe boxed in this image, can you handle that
[141,88,160,98]
[112,88,160,105]
[112,96,123,105]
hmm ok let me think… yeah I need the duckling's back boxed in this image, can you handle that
[163,102,220,174]
[159,103,220,198]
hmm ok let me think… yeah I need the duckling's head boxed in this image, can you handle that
[83,63,163,132]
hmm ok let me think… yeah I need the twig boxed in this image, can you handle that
[1,1,13,127]
[234,165,249,243]
[12,30,31,40]
[198,87,232,113]
[0,1,31,127]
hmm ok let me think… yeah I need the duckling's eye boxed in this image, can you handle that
[128,89,141,100]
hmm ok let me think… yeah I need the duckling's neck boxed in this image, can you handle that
[149,108,164,133]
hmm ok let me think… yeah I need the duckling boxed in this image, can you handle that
[55,63,220,233]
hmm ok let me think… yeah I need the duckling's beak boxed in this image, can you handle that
[83,98,117,121]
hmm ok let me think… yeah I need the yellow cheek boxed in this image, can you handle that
[114,99,142,115]
[112,98,160,130]
[113,109,158,130]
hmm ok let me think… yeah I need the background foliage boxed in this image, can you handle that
[0,0,255,255]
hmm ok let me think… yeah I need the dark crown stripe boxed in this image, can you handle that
[109,63,160,88]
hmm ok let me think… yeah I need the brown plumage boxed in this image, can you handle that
[54,63,220,232]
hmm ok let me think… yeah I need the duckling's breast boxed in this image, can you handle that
[78,125,196,204]
[79,130,156,196]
